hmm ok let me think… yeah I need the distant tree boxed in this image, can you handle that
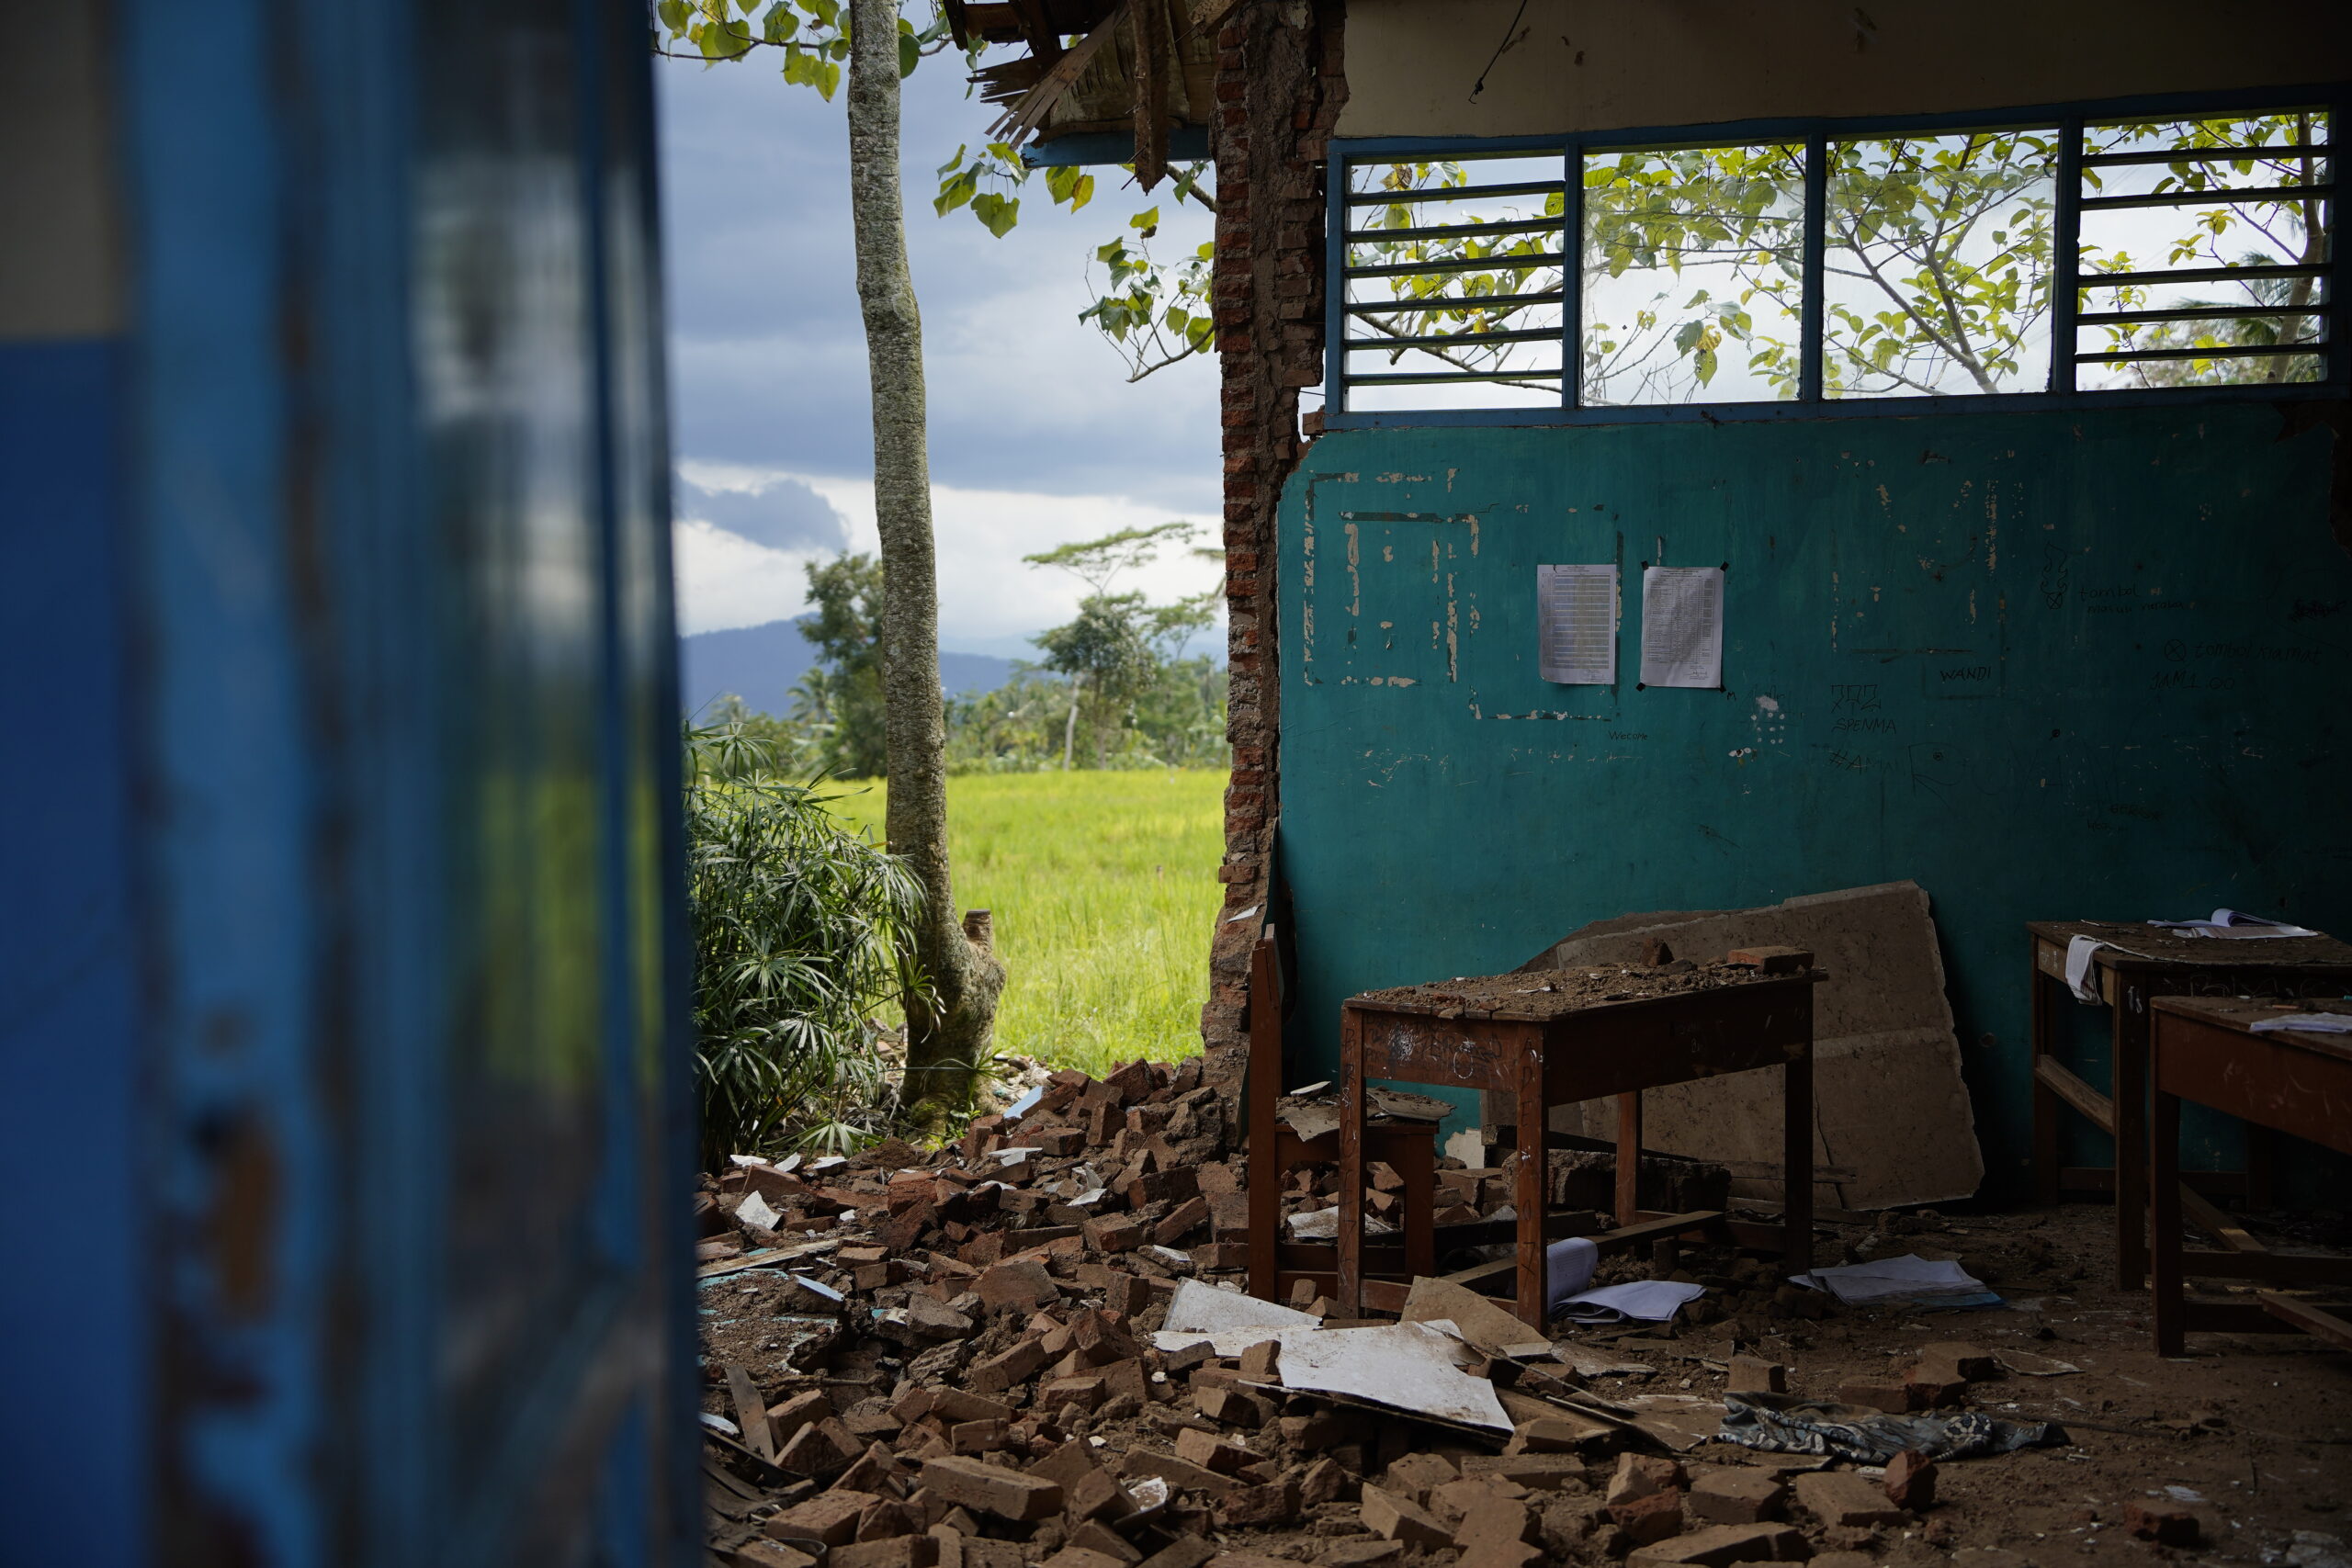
[1023,524,1223,768]
[799,551,890,779]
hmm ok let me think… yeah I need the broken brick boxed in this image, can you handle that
[1835,1379,1919,1415]
[1154,1196,1210,1246]
[829,1541,939,1568]
[968,1338,1047,1393]
[1359,1483,1453,1548]
[1688,1469,1785,1526]
[778,1417,862,1477]
[917,1457,1065,1522]
[974,1259,1058,1312]
[1627,1523,1810,1566]
[736,1541,820,1568]
[1883,1450,1935,1511]
[1724,1356,1788,1395]
[1172,1427,1254,1474]
[1607,1454,1688,1507]
[2125,1501,2200,1547]
[767,1491,882,1549]
[1213,1478,1301,1528]
[1610,1488,1686,1546]
[1793,1471,1907,1529]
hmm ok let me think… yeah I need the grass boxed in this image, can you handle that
[823,770,1228,1078]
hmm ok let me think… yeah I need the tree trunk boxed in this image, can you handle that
[846,0,1003,1118]
[1062,676,1081,770]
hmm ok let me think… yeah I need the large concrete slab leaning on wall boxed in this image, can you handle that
[1506,881,1983,1211]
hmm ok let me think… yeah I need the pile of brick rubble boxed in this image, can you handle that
[696,1058,2125,1568]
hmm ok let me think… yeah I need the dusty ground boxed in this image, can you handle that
[701,1201,2351,1566]
[695,1050,2350,1568]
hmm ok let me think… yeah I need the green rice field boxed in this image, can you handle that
[824,770,1227,1077]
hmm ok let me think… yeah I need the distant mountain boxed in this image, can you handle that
[681,616,1016,716]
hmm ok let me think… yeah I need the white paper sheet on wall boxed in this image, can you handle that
[1537,564,1617,684]
[1639,566,1724,688]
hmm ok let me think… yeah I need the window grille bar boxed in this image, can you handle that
[2078,182,2333,212]
[2079,262,2332,288]
[2073,341,2325,364]
[1345,327,1565,351]
[2052,117,2083,394]
[1349,252,1567,281]
[2075,303,2330,325]
[2079,143,2331,169]
[1800,134,1827,402]
[1561,145,1583,409]
[1345,290,1565,316]
[1346,369,1566,386]
[1346,215,1564,244]
[1344,179,1564,208]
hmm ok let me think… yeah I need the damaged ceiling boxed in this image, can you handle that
[945,0,1234,183]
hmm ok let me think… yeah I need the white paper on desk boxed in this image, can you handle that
[2249,1013,2352,1034]
[2149,908,2319,939]
[1538,564,1617,684]
[1639,567,1724,688]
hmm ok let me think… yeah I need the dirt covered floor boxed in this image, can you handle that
[693,1061,2352,1568]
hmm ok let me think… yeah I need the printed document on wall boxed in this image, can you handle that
[1537,564,1617,684]
[1639,566,1724,689]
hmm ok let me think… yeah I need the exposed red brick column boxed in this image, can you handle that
[1200,0,1344,1099]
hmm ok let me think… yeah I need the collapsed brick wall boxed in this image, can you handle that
[1200,0,1345,1097]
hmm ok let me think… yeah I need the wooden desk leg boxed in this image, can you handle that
[1783,1047,1814,1274]
[1517,1044,1549,1328]
[1336,1008,1364,1317]
[2030,955,2061,1207]
[1402,1130,1436,1283]
[2151,1077,2185,1358]
[1247,943,1281,1302]
[1614,1091,1643,1226]
[2113,982,2151,1291]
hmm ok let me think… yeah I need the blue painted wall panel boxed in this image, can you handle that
[1276,405,2352,1196]
[0,339,142,1568]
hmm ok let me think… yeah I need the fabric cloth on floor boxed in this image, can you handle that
[1717,1392,2066,1462]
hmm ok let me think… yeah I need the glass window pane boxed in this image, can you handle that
[1821,130,2058,399]
[2077,111,2330,391]
[1341,154,1565,412]
[1579,143,1805,406]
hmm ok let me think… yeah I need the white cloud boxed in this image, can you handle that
[672,518,829,637]
[673,462,1226,654]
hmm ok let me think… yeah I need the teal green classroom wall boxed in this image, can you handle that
[1274,403,2352,1201]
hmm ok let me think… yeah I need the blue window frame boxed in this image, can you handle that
[1321,85,2346,429]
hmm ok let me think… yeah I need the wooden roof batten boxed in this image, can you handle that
[947,0,1241,183]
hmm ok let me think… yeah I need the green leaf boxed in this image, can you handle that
[899,30,918,77]
[1130,206,1160,231]
[657,0,692,33]
[971,192,1020,238]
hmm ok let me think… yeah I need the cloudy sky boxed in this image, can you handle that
[657,46,1222,657]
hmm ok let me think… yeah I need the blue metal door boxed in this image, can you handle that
[0,1,698,1563]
